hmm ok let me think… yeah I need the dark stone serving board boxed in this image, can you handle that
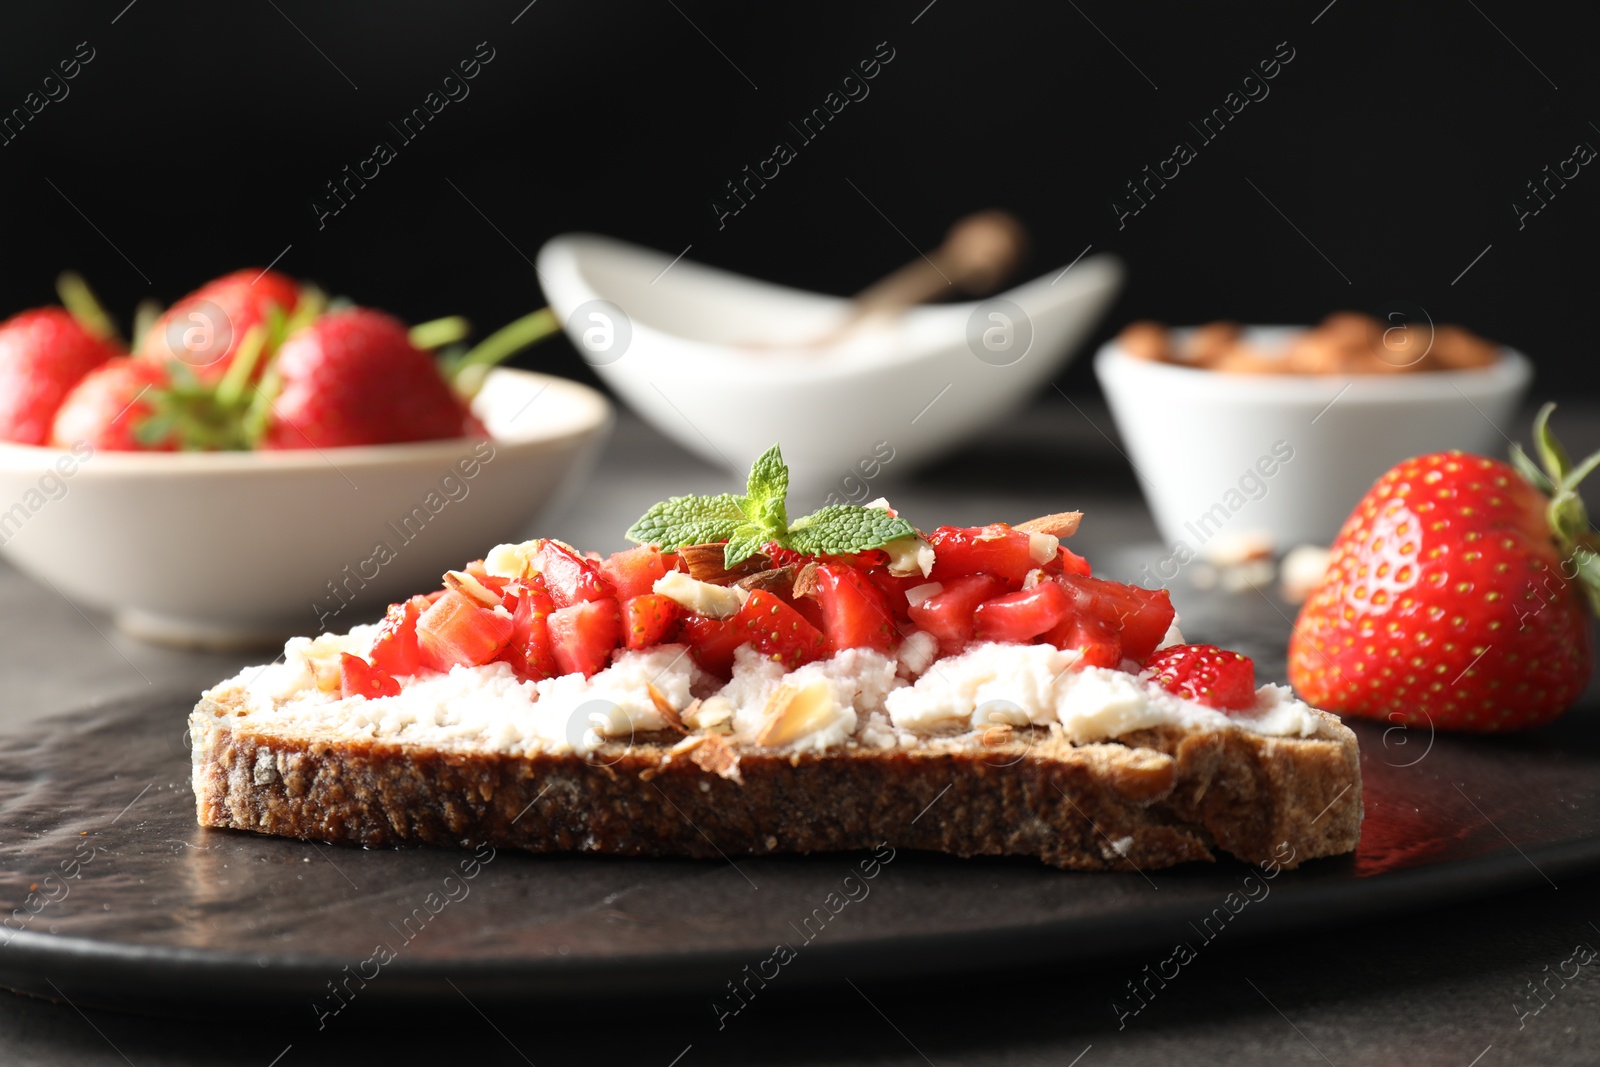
[2,581,1597,1016]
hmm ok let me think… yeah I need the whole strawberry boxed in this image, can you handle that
[0,305,124,445]
[1290,405,1597,732]
[50,358,178,451]
[139,268,302,383]
[261,308,476,449]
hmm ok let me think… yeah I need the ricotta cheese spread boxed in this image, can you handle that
[211,625,1328,756]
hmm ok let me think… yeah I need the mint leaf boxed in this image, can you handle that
[745,444,788,510]
[740,443,789,539]
[626,493,746,549]
[785,505,917,557]
[723,523,769,568]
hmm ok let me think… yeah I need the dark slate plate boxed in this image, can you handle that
[2,582,1598,1017]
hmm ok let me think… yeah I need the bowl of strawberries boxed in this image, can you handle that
[0,269,612,648]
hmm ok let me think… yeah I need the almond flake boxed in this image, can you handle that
[1016,511,1083,539]
[688,733,743,782]
[791,561,821,599]
[755,680,837,747]
[677,542,767,584]
[444,569,502,607]
[646,682,688,733]
[736,565,797,594]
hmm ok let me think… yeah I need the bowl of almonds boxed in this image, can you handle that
[1094,315,1532,551]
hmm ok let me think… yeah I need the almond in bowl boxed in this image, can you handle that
[1094,319,1531,550]
[1118,313,1502,375]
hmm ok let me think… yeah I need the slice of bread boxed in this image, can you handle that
[190,683,1362,871]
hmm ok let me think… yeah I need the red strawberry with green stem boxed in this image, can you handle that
[50,358,177,451]
[1289,404,1598,732]
[0,274,126,445]
[138,268,307,382]
[257,306,558,449]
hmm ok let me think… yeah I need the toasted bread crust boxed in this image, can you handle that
[190,689,1361,871]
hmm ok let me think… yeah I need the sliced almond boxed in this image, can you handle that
[736,565,796,594]
[1015,511,1082,539]
[668,733,707,756]
[646,682,687,734]
[444,569,502,607]
[883,534,935,578]
[755,680,837,747]
[689,732,743,782]
[654,571,746,619]
[979,724,1013,747]
[677,542,767,584]
[791,561,821,599]
[682,696,734,733]
[1026,531,1059,565]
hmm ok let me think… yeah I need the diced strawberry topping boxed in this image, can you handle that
[1146,644,1256,711]
[1054,574,1174,664]
[339,653,401,699]
[498,575,560,681]
[808,563,897,653]
[972,581,1070,644]
[1043,613,1123,668]
[680,614,744,678]
[416,590,515,671]
[368,595,429,676]
[599,545,670,601]
[547,597,622,678]
[463,559,508,594]
[861,565,923,622]
[1051,545,1092,577]
[534,539,617,608]
[927,524,1039,587]
[907,574,1008,652]
[622,593,682,650]
[762,543,805,568]
[731,589,828,669]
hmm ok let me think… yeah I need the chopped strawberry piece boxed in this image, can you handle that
[339,653,401,699]
[907,574,1007,653]
[599,545,670,601]
[622,593,682,650]
[681,614,744,677]
[1055,574,1175,664]
[762,543,805,568]
[791,593,828,635]
[416,590,515,670]
[731,589,828,669]
[464,559,508,594]
[862,566,922,622]
[533,539,617,608]
[368,595,429,676]
[809,562,897,653]
[928,524,1037,586]
[1146,644,1256,711]
[973,581,1070,644]
[547,597,622,678]
[1043,614,1122,668]
[498,575,560,681]
[1052,546,1092,577]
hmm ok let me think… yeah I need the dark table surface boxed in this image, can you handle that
[3,399,1598,1066]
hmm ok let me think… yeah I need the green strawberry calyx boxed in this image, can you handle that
[1509,402,1600,614]
[626,443,917,569]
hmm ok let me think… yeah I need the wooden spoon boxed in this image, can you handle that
[751,209,1029,350]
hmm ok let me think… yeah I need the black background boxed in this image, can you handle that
[2,1,1596,400]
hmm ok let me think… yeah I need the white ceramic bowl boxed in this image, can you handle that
[1094,327,1533,551]
[0,369,612,648]
[536,234,1123,493]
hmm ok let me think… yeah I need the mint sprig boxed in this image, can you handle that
[625,444,916,568]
